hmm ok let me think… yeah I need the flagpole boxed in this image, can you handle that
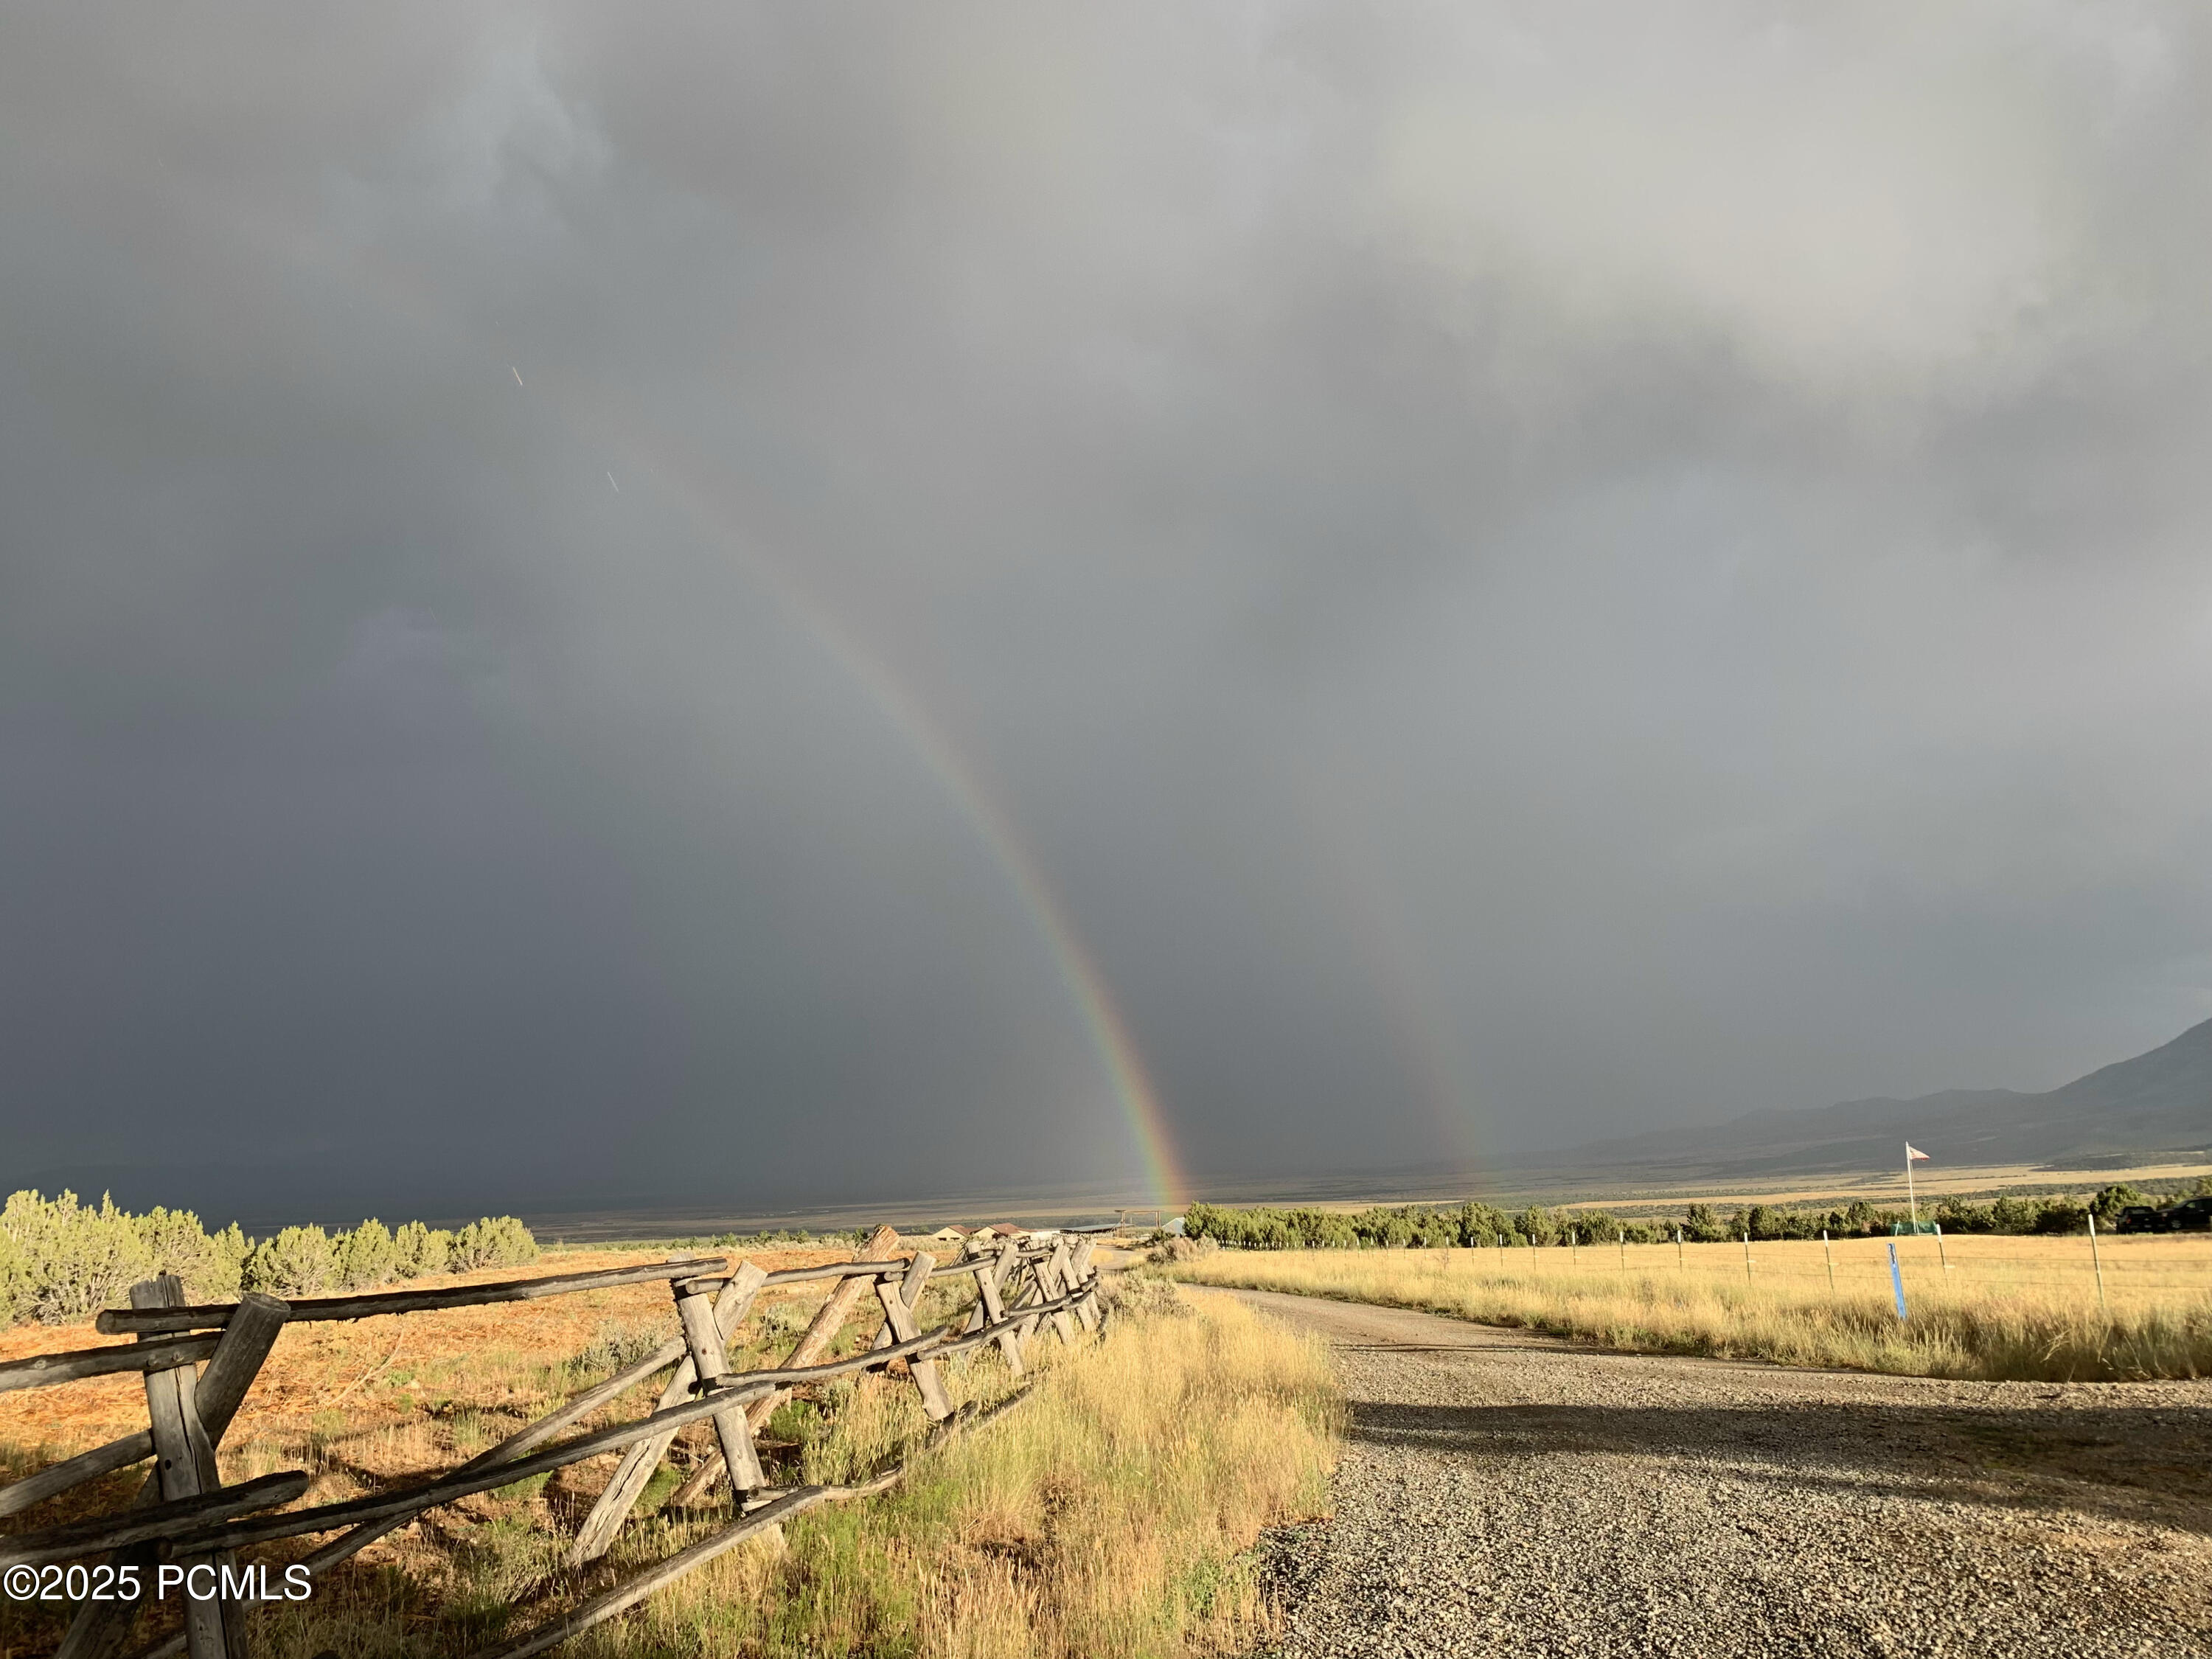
[1905,1142,1918,1231]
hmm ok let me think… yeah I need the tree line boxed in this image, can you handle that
[0,1189,540,1327]
[1182,1178,2212,1252]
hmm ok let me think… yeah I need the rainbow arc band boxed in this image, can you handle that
[241,229,1194,1211]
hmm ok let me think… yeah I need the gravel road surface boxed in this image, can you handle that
[1205,1287,2212,1658]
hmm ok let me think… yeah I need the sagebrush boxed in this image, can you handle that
[0,1189,538,1326]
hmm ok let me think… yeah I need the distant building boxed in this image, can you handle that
[925,1225,971,1243]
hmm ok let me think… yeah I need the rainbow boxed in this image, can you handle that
[212,205,1191,1208]
[608,423,1192,1210]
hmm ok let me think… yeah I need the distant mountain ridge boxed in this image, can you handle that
[1513,1017,2212,1179]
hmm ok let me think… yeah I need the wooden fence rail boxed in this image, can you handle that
[2,1228,1104,1659]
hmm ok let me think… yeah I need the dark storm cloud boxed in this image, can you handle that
[4,4,2211,1220]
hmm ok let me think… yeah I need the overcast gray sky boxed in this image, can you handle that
[4,4,2210,1220]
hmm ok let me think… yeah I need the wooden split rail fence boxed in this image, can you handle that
[1,1225,1105,1659]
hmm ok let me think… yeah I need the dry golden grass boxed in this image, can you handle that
[5,1277,1338,1659]
[551,1284,1340,1659]
[1167,1232,2212,1382]
[0,1247,859,1457]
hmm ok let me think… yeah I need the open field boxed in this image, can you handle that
[1185,1158,2212,1218]
[2,1260,1334,1658]
[1166,1231,2212,1382]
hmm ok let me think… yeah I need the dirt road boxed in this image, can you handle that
[1204,1288,2212,1658]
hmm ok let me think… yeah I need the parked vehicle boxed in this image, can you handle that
[2114,1197,2212,1234]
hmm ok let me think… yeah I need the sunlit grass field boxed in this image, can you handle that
[1167,1232,2212,1382]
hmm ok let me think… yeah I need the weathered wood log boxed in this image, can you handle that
[757,1258,905,1287]
[306,1320,689,1572]
[975,1241,1022,1375]
[932,1286,1083,1360]
[1041,1243,1079,1346]
[52,1281,185,1659]
[0,1432,153,1519]
[9,1290,1082,1578]
[670,1237,971,1511]
[1068,1239,1099,1332]
[661,1242,957,1512]
[1003,1251,1048,1346]
[7,1260,1094,1594]
[135,1279,234,1659]
[511,1376,1054,1659]
[565,1359,696,1570]
[15,1248,1098,1659]
[150,1374,1062,1659]
[954,1238,1043,1331]
[874,1253,952,1421]
[676,1270,768,1499]
[11,1293,293,1523]
[753,1244,1048,1289]
[0,1470,313,1571]
[0,1333,221,1394]
[192,1294,290,1442]
[95,1258,731,1335]
[473,1484,835,1659]
[958,1242,989,1338]
[568,1266,764,1566]
[472,1377,1052,1659]
[52,1279,260,1659]
[49,1291,288,1659]
[745,1224,901,1430]
[60,1279,288,1657]
[30,1327,954,1567]
[895,1253,935,1315]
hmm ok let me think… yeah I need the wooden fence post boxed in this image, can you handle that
[52,1289,288,1659]
[874,1253,952,1420]
[136,1277,231,1659]
[675,1275,768,1499]
[745,1225,901,1430]
[969,1242,1023,1374]
[1067,1239,1099,1332]
[1004,1251,1043,1346]
[1019,1247,1058,1345]
[1040,1243,1079,1347]
[571,1263,765,1565]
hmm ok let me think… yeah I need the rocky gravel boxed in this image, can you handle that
[1203,1287,2212,1658]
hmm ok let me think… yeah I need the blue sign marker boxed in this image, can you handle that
[1887,1241,1908,1321]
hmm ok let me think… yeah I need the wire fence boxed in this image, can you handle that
[1461,1232,2212,1312]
